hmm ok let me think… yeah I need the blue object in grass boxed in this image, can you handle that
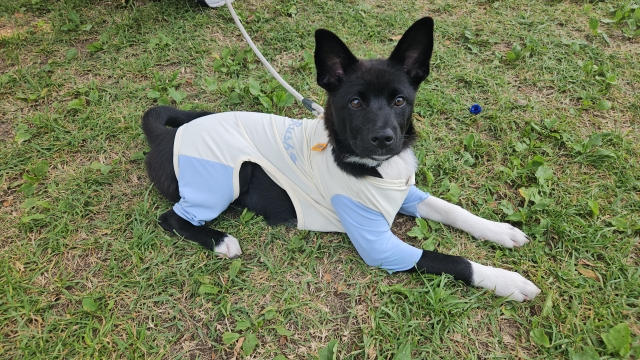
[469,104,482,114]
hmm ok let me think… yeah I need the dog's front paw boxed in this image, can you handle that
[214,235,242,258]
[471,262,540,302]
[473,220,529,248]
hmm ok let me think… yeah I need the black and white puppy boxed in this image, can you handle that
[142,18,540,301]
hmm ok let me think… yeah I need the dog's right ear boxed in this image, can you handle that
[314,29,359,91]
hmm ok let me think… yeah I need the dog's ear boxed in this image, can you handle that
[314,29,359,91]
[388,17,434,89]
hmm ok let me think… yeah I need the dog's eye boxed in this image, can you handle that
[394,96,406,106]
[349,98,362,108]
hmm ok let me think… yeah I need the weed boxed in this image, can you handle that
[601,2,640,38]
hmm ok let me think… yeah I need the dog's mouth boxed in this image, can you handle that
[343,141,400,166]
[342,153,395,167]
[343,155,383,167]
[333,133,403,168]
[370,155,393,161]
[357,145,402,162]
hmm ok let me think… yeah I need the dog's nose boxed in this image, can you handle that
[369,129,395,149]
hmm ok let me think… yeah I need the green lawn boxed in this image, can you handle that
[1,0,639,358]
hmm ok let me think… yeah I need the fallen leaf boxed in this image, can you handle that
[233,337,244,357]
[323,273,332,282]
[279,336,287,345]
[577,267,600,281]
[578,259,596,267]
[518,188,527,198]
[390,35,402,41]
[515,99,528,106]
[337,283,346,292]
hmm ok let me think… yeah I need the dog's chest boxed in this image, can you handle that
[376,149,418,182]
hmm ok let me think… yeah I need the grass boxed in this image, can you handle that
[1,0,639,358]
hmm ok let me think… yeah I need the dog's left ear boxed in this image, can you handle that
[314,29,359,91]
[388,17,434,89]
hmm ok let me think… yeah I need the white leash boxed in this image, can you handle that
[223,0,325,117]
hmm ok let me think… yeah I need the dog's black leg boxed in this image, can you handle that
[404,250,540,301]
[403,250,473,284]
[232,162,297,226]
[158,209,242,257]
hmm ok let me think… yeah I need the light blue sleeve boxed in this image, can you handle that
[398,185,430,217]
[173,155,235,226]
[331,194,423,273]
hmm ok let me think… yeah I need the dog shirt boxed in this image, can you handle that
[172,112,430,272]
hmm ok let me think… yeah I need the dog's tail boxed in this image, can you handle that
[141,106,213,148]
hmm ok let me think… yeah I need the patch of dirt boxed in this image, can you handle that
[167,337,215,360]
[0,12,51,42]
[0,25,24,38]
[0,13,27,39]
[391,214,416,240]
[494,42,512,53]
[499,317,523,348]
[0,115,12,140]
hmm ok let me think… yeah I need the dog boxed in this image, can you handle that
[141,17,541,302]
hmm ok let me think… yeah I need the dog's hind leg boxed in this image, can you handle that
[232,162,297,226]
[142,106,214,203]
[159,209,242,258]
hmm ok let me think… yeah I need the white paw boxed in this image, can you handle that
[473,220,529,248]
[214,235,242,258]
[471,262,541,302]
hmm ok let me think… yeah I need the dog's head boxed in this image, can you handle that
[314,17,434,176]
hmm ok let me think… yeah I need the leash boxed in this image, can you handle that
[223,0,325,117]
